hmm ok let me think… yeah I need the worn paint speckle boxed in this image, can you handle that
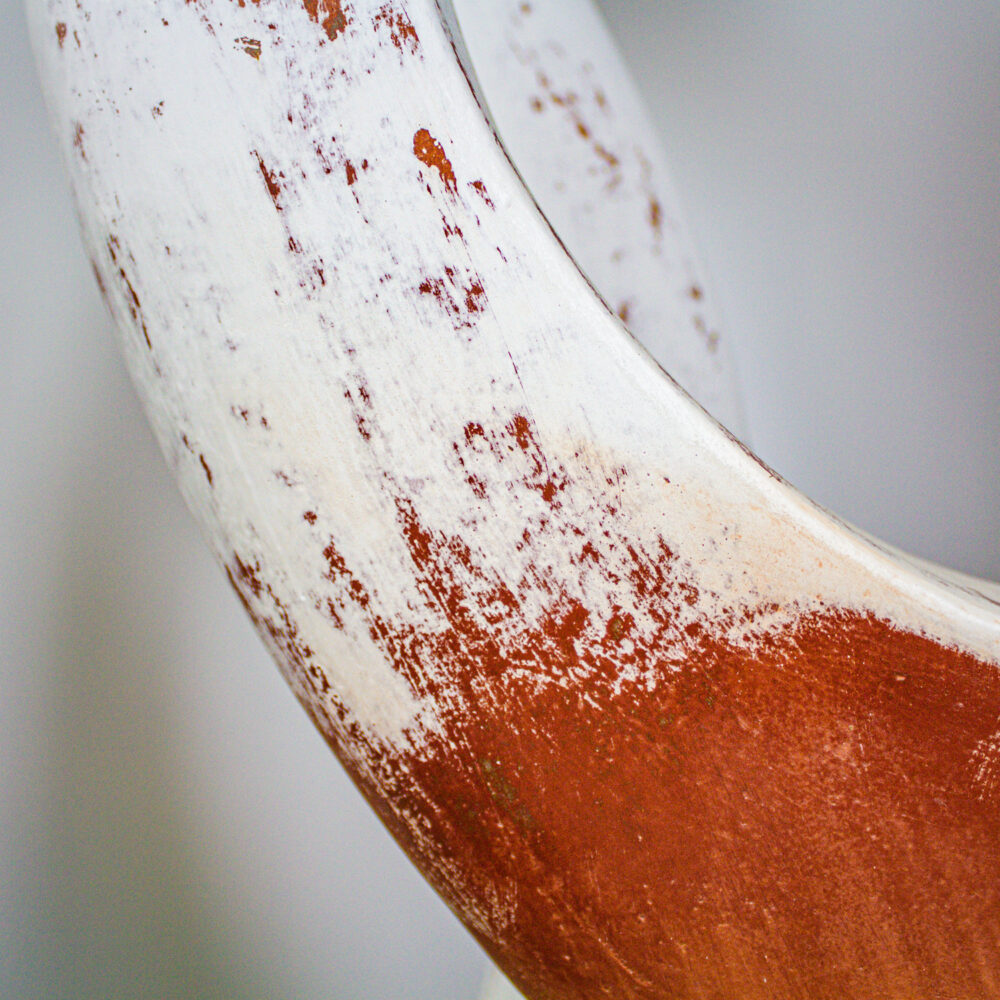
[471,179,495,209]
[72,121,86,160]
[237,35,262,58]
[373,4,419,54]
[413,127,457,192]
[254,151,283,209]
[649,197,663,238]
[418,267,487,329]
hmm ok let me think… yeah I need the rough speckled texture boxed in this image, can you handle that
[30,0,1000,996]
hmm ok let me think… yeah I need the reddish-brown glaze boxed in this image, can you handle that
[55,21,67,46]
[230,412,1000,999]
[413,127,457,193]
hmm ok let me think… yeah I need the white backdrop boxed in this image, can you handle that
[3,2,997,998]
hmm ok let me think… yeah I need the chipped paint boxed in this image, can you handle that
[303,0,350,41]
[374,3,419,54]
[456,0,744,432]
[237,35,262,58]
[413,126,457,192]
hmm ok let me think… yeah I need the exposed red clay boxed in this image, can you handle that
[413,127,457,193]
[230,410,1000,1000]
[373,4,419,54]
[302,0,348,41]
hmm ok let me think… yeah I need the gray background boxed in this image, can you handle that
[3,2,998,997]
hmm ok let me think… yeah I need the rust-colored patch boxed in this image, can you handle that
[617,301,631,324]
[413,128,457,193]
[302,0,348,41]
[230,409,1000,999]
[373,4,418,54]
[55,22,67,47]
[199,454,214,486]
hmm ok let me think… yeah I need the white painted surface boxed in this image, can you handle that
[3,3,998,1000]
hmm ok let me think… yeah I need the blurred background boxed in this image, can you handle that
[2,1,998,997]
